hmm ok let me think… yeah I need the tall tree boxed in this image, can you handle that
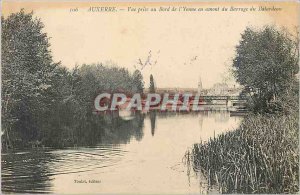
[132,70,144,93]
[1,10,59,148]
[232,26,299,113]
[149,74,156,93]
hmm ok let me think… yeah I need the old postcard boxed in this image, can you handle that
[1,0,299,194]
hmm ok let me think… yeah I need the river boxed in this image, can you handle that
[2,111,242,194]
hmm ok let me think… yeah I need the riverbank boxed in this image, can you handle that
[188,111,299,193]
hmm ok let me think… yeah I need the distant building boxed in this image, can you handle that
[206,82,243,96]
[198,76,202,94]
[213,83,228,95]
[154,87,198,94]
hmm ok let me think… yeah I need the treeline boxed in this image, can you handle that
[1,10,144,150]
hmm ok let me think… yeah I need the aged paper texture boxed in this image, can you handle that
[1,0,299,194]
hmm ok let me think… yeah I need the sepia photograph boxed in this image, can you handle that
[1,0,299,194]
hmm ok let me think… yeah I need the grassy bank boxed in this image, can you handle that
[187,111,299,193]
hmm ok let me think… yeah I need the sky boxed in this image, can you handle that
[2,1,299,89]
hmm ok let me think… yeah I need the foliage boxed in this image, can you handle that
[1,10,59,148]
[149,74,155,93]
[232,26,299,113]
[187,25,300,193]
[1,10,145,150]
[187,110,299,193]
[132,70,144,93]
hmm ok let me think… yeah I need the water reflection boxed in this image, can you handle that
[100,112,145,144]
[149,111,157,136]
[2,111,242,194]
[2,151,54,193]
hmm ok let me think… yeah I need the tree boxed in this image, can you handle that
[1,10,59,148]
[132,70,144,93]
[232,26,299,113]
[149,74,156,93]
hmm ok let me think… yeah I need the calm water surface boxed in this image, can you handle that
[2,111,242,194]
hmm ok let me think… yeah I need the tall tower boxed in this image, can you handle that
[198,76,202,94]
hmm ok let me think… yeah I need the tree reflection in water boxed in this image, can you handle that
[149,111,157,136]
[1,112,145,194]
[2,111,241,194]
[1,151,54,193]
